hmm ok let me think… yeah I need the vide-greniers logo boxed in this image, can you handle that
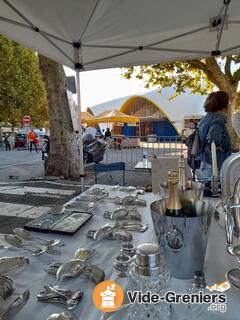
[92,280,124,312]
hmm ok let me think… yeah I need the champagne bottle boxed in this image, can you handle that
[178,156,197,217]
[165,170,183,217]
[178,155,189,191]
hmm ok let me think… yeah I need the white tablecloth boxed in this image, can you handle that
[0,185,239,320]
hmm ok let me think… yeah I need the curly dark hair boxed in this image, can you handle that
[204,91,229,112]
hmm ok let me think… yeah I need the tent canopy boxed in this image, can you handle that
[0,0,239,71]
[87,109,140,124]
[80,111,94,123]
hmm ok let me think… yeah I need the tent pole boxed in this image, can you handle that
[76,69,84,191]
[73,43,84,191]
[138,122,141,146]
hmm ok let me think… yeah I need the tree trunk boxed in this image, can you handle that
[222,89,240,151]
[38,55,80,179]
[194,58,240,150]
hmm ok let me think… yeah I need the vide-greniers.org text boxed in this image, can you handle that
[127,291,227,304]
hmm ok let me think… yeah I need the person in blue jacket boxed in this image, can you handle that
[198,91,232,196]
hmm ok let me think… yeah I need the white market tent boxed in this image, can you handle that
[0,0,240,188]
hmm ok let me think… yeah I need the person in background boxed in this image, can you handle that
[82,126,97,144]
[35,135,39,149]
[104,127,111,140]
[198,91,231,196]
[4,135,10,151]
[8,133,15,150]
[41,135,50,160]
[28,129,38,153]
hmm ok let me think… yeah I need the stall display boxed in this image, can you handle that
[0,184,239,319]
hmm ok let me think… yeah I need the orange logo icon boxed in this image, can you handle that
[92,280,124,312]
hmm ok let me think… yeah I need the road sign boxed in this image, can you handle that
[23,115,31,125]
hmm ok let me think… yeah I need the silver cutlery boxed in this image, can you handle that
[87,228,132,241]
[0,256,29,273]
[56,259,105,284]
[13,228,64,248]
[4,234,61,256]
[37,285,83,310]
[74,248,96,261]
[47,260,105,284]
[46,312,78,320]
[104,207,141,221]
[0,289,30,319]
[0,274,15,299]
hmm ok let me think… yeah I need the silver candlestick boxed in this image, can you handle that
[211,175,219,197]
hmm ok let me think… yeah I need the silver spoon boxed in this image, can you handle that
[46,312,78,320]
[0,289,30,319]
[14,228,64,247]
[4,234,48,256]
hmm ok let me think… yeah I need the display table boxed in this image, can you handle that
[0,185,239,320]
[134,161,152,171]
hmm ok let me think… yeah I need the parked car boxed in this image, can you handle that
[15,133,27,148]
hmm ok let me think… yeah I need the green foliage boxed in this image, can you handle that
[121,57,239,98]
[0,35,48,128]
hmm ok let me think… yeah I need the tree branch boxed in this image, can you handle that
[188,59,222,89]
[225,56,232,79]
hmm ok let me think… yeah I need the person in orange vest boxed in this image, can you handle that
[28,129,38,153]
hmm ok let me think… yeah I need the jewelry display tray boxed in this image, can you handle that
[24,210,93,235]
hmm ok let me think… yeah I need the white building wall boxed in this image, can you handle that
[90,88,206,130]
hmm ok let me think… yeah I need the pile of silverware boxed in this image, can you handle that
[87,221,148,242]
[46,247,105,284]
[0,289,30,319]
[0,256,29,299]
[104,206,141,221]
[37,285,83,310]
[2,228,64,256]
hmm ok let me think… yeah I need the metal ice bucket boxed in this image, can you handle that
[150,199,213,279]
[159,181,204,202]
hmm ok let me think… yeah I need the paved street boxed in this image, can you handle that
[0,149,82,233]
[0,149,151,234]
[0,149,43,181]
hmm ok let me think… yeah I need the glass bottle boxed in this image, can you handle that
[178,156,197,217]
[128,243,171,320]
[165,171,183,217]
[178,155,189,191]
